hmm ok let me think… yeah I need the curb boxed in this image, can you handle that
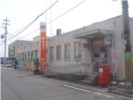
[16,68,33,72]
[109,89,133,98]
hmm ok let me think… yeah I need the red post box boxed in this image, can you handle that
[98,64,110,85]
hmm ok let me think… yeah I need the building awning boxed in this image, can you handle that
[73,29,113,39]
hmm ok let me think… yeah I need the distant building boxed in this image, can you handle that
[8,40,35,68]
[8,40,33,57]
[8,15,133,80]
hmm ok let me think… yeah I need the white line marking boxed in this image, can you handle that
[97,89,108,92]
[64,84,92,93]
[93,92,103,95]
[63,84,114,98]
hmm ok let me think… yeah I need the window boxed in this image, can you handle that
[28,51,30,60]
[24,53,27,59]
[31,51,33,59]
[74,41,82,59]
[56,45,61,60]
[19,54,21,61]
[64,43,71,59]
[17,53,19,58]
[22,53,24,61]
[50,46,54,60]
[35,50,38,58]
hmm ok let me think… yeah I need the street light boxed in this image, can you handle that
[1,34,4,38]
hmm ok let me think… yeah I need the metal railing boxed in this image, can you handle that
[89,58,100,80]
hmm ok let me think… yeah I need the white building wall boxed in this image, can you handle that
[45,16,133,79]
[8,43,15,57]
[47,32,85,65]
[130,18,133,48]
[8,40,34,68]
[33,36,40,59]
[78,16,130,80]
[46,29,89,74]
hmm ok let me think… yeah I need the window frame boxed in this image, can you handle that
[50,46,54,60]
[74,41,82,59]
[64,43,71,60]
[56,45,61,60]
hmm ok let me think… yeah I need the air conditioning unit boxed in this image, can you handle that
[56,29,62,36]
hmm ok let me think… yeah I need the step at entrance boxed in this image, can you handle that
[81,73,98,85]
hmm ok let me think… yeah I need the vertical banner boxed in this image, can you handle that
[40,22,46,74]
[111,48,117,80]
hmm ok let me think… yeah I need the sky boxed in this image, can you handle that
[0,0,133,57]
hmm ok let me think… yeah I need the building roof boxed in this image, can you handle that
[74,29,113,39]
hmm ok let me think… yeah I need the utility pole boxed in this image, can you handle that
[2,18,10,68]
[121,0,132,80]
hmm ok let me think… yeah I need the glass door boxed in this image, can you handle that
[92,45,107,72]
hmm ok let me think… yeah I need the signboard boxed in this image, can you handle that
[125,51,131,60]
[92,39,104,46]
[40,22,46,74]
[111,48,117,79]
[1,57,16,67]
[104,37,112,45]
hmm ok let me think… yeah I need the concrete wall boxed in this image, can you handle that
[46,30,89,74]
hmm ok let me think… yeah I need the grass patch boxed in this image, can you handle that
[124,86,133,90]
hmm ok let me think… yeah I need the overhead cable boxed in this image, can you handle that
[7,24,30,38]
[8,0,85,41]
[17,28,39,40]
[7,0,59,41]
[49,0,85,24]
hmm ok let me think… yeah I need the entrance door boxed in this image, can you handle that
[92,45,107,72]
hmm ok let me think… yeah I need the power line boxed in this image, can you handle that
[17,0,85,39]
[7,24,30,38]
[7,0,41,38]
[10,0,42,21]
[7,0,59,41]
[49,0,85,24]
[0,40,4,43]
[8,0,33,19]
[17,28,39,40]
[8,0,26,17]
[7,0,85,41]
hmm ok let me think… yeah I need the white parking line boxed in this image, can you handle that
[63,84,114,99]
[64,84,92,93]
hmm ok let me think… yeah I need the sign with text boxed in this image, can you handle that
[92,39,104,46]
[40,22,46,74]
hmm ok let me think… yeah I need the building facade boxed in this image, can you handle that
[8,39,39,69]
[8,16,133,80]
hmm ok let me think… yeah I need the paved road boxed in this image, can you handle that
[1,68,132,100]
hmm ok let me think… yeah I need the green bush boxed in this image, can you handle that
[34,58,39,71]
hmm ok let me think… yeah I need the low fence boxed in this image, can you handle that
[44,64,90,76]
[44,64,91,81]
